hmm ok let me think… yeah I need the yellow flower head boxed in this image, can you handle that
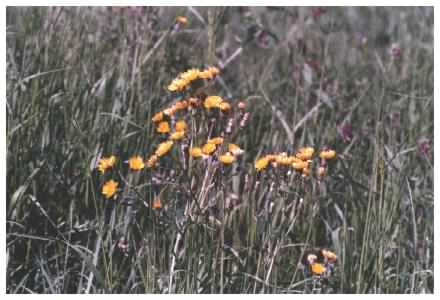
[311,263,326,275]
[102,179,118,199]
[275,155,295,165]
[168,78,188,92]
[219,101,231,111]
[204,96,223,109]
[146,155,158,168]
[175,120,187,132]
[320,149,336,160]
[200,66,220,79]
[291,160,309,170]
[157,121,170,133]
[180,68,200,82]
[129,155,145,170]
[296,147,315,161]
[228,143,244,156]
[207,66,220,76]
[202,143,217,155]
[290,156,303,164]
[199,70,214,80]
[155,141,174,157]
[176,16,188,24]
[152,111,164,123]
[265,154,278,161]
[97,155,116,174]
[170,131,185,141]
[207,137,224,145]
[167,83,178,92]
[219,152,235,164]
[190,147,203,158]
[255,157,270,171]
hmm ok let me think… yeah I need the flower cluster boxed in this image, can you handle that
[255,146,336,177]
[92,62,342,284]
[151,98,201,122]
[145,67,246,170]
[167,66,220,92]
[203,95,231,111]
[146,99,201,168]
[96,155,119,199]
[190,137,244,164]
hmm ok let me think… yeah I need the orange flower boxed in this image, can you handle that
[320,149,336,160]
[152,111,164,123]
[200,66,220,79]
[255,157,270,171]
[207,66,220,76]
[157,121,170,133]
[199,70,214,80]
[170,131,185,141]
[296,147,315,160]
[290,156,304,164]
[167,84,178,92]
[102,180,118,199]
[167,78,188,92]
[291,160,309,170]
[202,143,217,155]
[155,141,174,157]
[180,68,200,82]
[228,143,244,156]
[219,101,231,111]
[265,154,278,161]
[219,152,235,164]
[311,263,326,275]
[204,96,223,109]
[207,137,224,145]
[275,154,295,165]
[152,197,162,209]
[97,155,116,174]
[129,155,145,170]
[190,147,203,158]
[175,120,187,132]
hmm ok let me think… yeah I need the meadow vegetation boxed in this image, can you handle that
[6,7,433,293]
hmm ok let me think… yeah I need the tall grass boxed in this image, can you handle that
[6,7,433,293]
